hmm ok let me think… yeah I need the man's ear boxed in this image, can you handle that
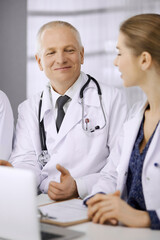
[35,54,43,71]
[140,51,152,71]
[80,47,84,65]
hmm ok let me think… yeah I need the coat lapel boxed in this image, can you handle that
[41,85,57,138]
[56,91,83,142]
[40,85,52,122]
[117,104,146,194]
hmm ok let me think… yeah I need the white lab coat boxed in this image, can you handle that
[89,100,160,220]
[9,72,127,198]
[0,90,14,160]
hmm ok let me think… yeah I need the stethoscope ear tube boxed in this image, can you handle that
[38,92,47,151]
[39,119,47,151]
[87,74,102,95]
[79,76,91,99]
[80,74,102,99]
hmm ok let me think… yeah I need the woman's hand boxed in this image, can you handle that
[86,191,151,228]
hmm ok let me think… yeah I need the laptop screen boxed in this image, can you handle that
[0,166,84,240]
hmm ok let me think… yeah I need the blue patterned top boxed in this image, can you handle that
[126,116,160,229]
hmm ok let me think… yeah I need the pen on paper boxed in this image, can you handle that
[45,214,57,220]
[38,208,57,220]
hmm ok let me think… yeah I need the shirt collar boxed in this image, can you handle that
[40,72,98,121]
[50,73,82,108]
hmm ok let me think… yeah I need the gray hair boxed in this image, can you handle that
[36,21,83,54]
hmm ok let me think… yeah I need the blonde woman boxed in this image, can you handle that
[86,14,160,229]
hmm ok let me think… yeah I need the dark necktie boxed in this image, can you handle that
[56,95,70,132]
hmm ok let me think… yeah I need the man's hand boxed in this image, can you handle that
[48,164,79,201]
[0,160,13,167]
[87,191,151,228]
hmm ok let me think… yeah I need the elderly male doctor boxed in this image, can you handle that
[7,21,127,200]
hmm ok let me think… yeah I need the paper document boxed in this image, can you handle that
[39,199,88,224]
[37,193,55,206]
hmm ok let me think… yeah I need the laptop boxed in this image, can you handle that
[0,166,84,240]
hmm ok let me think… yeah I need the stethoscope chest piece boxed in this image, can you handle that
[38,150,50,168]
[38,91,51,168]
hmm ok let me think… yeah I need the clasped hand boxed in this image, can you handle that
[86,191,151,228]
[48,164,79,201]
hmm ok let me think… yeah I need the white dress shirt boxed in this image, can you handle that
[50,75,82,120]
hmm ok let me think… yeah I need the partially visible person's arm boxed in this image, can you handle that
[0,91,14,160]
[0,160,12,167]
[9,97,42,187]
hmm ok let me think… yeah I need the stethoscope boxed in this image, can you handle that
[38,91,50,168]
[80,74,106,132]
[38,74,106,167]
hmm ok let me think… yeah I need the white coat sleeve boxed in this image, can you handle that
[84,125,124,201]
[9,101,41,187]
[76,88,127,199]
[0,90,14,160]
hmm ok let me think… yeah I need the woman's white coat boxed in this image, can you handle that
[91,101,160,219]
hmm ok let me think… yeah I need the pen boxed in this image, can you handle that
[38,209,57,220]
[85,118,89,130]
[45,214,57,220]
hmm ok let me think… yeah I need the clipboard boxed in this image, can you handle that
[38,198,89,227]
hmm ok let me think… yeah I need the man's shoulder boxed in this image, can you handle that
[99,82,125,100]
[19,91,42,110]
[127,100,147,120]
[82,73,126,105]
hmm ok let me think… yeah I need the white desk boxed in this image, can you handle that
[37,194,160,240]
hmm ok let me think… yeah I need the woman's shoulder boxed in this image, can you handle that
[127,100,147,120]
